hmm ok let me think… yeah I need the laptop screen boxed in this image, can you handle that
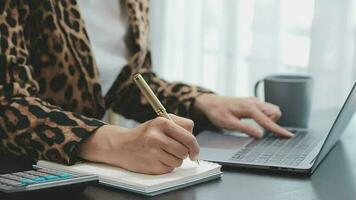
[311,82,356,173]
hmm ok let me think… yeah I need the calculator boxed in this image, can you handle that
[0,166,98,198]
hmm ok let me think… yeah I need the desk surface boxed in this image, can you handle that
[1,118,355,200]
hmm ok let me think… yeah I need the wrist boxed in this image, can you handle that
[191,93,219,132]
[194,93,216,112]
[76,125,129,164]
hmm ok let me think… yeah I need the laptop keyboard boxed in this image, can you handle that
[229,130,319,166]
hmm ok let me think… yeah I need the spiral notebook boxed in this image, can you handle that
[37,159,222,196]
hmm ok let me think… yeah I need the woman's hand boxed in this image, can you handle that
[194,94,294,138]
[77,115,198,175]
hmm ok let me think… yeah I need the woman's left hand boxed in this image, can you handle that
[194,94,294,138]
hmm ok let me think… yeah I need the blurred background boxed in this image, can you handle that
[116,0,356,126]
[150,0,356,108]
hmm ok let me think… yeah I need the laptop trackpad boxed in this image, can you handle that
[197,131,252,161]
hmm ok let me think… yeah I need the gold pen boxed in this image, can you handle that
[133,73,200,165]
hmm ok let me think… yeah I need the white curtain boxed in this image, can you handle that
[116,0,356,127]
[150,0,356,109]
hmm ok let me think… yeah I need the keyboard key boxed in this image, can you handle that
[230,130,318,167]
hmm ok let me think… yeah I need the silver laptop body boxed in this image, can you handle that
[197,82,356,175]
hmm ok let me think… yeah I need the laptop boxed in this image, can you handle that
[197,82,356,175]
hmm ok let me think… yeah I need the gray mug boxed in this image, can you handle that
[254,75,314,128]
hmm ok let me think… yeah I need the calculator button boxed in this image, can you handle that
[19,178,35,185]
[37,169,58,175]
[13,172,37,179]
[0,174,22,181]
[43,175,59,180]
[26,171,49,177]
[32,177,46,182]
[0,183,14,190]
[0,177,22,187]
[56,172,72,179]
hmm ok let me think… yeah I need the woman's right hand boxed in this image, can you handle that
[77,115,199,175]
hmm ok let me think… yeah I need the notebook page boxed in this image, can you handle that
[117,159,220,187]
[37,159,220,188]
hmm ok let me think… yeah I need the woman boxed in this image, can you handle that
[0,0,292,174]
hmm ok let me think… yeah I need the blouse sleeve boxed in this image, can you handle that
[106,52,216,132]
[0,1,106,165]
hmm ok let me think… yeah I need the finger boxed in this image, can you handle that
[249,108,294,138]
[226,116,263,138]
[169,114,194,133]
[257,102,282,121]
[262,111,280,122]
[157,149,184,168]
[149,162,174,175]
[158,133,189,159]
[157,118,199,160]
[266,113,280,122]
[265,105,281,122]
[256,101,280,114]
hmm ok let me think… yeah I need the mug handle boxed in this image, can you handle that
[254,79,264,98]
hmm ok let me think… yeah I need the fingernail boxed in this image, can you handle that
[255,130,264,138]
[286,132,295,138]
[191,155,198,161]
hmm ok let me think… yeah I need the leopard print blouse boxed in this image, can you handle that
[0,0,212,165]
